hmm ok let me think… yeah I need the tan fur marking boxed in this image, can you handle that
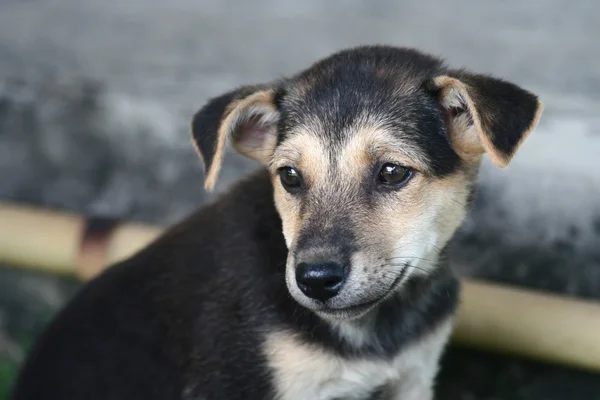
[342,125,471,280]
[272,180,302,249]
[424,171,474,248]
[203,90,277,191]
[291,132,329,188]
[353,168,470,281]
[271,131,328,248]
[444,112,484,164]
[340,124,432,175]
[264,318,453,400]
[433,76,496,164]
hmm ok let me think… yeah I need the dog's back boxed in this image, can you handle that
[11,171,288,400]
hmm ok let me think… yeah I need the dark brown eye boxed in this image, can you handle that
[378,163,413,187]
[279,167,302,190]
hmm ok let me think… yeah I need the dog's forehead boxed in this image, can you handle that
[274,47,461,176]
[275,121,427,173]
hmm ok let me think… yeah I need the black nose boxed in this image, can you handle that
[295,262,347,302]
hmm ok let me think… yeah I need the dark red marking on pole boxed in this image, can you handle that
[77,216,121,279]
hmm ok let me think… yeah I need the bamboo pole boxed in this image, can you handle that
[0,202,83,276]
[453,279,600,372]
[0,202,162,280]
[1,201,600,372]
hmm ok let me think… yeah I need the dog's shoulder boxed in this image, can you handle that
[12,169,286,400]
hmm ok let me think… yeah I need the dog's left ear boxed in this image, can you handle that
[430,71,543,167]
[191,85,279,191]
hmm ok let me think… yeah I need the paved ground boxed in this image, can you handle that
[0,0,599,398]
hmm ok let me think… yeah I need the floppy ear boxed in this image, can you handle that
[431,71,543,167]
[191,84,280,191]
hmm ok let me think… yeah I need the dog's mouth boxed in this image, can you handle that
[317,298,381,320]
[315,266,409,320]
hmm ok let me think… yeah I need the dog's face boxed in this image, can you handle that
[191,46,543,320]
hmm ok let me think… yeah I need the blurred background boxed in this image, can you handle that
[0,0,599,398]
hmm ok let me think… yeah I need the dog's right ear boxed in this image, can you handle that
[191,85,280,191]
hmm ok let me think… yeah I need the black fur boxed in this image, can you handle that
[279,46,462,177]
[294,214,358,262]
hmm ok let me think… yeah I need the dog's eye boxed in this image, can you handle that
[378,163,413,187]
[279,167,302,190]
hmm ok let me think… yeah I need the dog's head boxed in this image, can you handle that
[191,46,542,321]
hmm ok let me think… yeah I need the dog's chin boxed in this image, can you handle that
[315,299,382,322]
[292,287,395,322]
[288,290,382,322]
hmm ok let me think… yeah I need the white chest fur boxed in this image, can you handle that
[263,319,453,400]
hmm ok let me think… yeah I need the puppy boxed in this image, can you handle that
[11,45,542,400]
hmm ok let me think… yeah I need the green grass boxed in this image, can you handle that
[0,358,19,399]
[0,332,40,399]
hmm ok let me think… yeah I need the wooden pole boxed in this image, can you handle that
[1,201,600,372]
[0,202,162,280]
[453,279,600,373]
